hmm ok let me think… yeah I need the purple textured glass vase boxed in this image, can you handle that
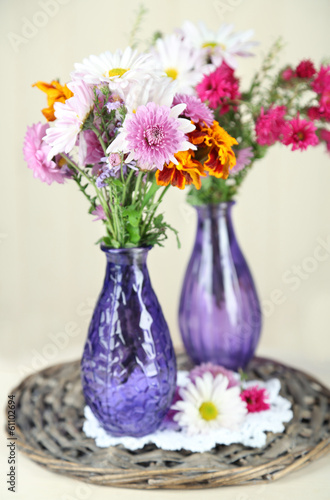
[179,203,262,370]
[81,246,177,437]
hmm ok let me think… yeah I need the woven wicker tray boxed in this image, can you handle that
[8,354,330,489]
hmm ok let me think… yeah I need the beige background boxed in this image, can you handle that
[1,0,330,498]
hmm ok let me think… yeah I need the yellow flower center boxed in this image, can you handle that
[199,401,218,421]
[57,157,67,168]
[202,42,226,51]
[165,68,178,80]
[107,68,128,78]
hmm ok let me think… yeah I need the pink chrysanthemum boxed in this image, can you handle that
[196,62,241,113]
[311,65,330,94]
[108,102,195,170]
[91,204,106,221]
[282,115,319,151]
[189,363,239,389]
[231,147,254,174]
[23,123,68,185]
[295,59,316,79]
[172,94,214,126]
[255,106,287,146]
[240,385,270,413]
[320,129,330,153]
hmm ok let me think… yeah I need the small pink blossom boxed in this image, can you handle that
[281,66,295,81]
[108,153,121,167]
[311,65,330,94]
[23,123,68,185]
[282,115,319,151]
[255,106,287,146]
[91,205,106,221]
[240,385,270,413]
[189,363,239,388]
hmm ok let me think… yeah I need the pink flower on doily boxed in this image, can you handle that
[240,385,270,413]
[189,362,239,388]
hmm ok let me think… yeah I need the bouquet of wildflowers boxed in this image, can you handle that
[149,21,330,205]
[23,24,238,248]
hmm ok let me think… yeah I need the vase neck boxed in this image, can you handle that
[101,246,151,266]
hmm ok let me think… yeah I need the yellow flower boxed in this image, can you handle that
[32,80,73,121]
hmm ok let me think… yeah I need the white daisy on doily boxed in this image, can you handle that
[172,372,247,434]
[151,34,214,94]
[72,47,160,94]
[179,21,258,69]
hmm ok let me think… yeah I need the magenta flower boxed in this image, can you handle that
[23,123,68,185]
[281,66,295,81]
[189,362,239,388]
[311,65,330,94]
[295,59,316,79]
[282,115,319,151]
[91,205,106,221]
[196,62,241,113]
[240,385,270,413]
[320,129,330,153]
[255,106,287,146]
[231,147,254,174]
[172,94,214,126]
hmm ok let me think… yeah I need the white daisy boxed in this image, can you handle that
[124,76,177,114]
[172,372,247,434]
[180,21,258,69]
[151,34,214,94]
[44,80,94,160]
[72,47,161,95]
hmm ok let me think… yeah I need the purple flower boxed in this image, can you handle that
[79,130,104,166]
[106,101,122,112]
[91,204,106,221]
[23,123,68,185]
[231,147,254,174]
[172,94,214,126]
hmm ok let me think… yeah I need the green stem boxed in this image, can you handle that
[141,183,169,237]
[90,124,107,154]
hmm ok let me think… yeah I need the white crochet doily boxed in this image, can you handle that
[83,371,293,452]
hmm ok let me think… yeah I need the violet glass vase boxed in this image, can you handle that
[179,203,262,370]
[81,246,177,437]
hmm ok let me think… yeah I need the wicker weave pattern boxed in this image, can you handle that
[8,355,330,489]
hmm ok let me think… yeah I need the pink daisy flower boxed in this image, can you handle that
[196,62,241,113]
[172,94,214,126]
[240,385,270,413]
[189,363,239,389]
[91,204,106,221]
[282,115,319,151]
[255,106,287,146]
[44,80,94,159]
[295,59,316,79]
[311,65,330,94]
[281,66,295,81]
[23,123,68,185]
[107,102,196,171]
[231,147,254,174]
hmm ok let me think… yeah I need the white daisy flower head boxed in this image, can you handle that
[172,372,247,434]
[180,21,258,69]
[106,102,196,171]
[72,47,162,96]
[44,80,95,160]
[151,34,214,95]
[124,76,177,114]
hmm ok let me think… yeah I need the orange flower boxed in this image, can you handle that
[190,121,237,179]
[32,80,74,121]
[156,150,206,190]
